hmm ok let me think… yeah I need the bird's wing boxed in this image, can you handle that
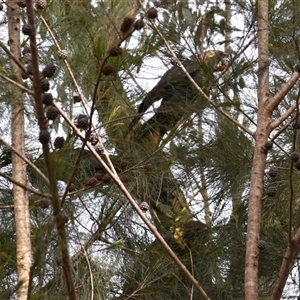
[127,61,199,132]
[137,61,198,115]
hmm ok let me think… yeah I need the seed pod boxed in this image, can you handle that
[2,145,12,155]
[120,17,134,33]
[120,175,130,183]
[146,8,158,19]
[36,0,47,9]
[134,19,145,30]
[75,114,89,130]
[26,64,33,75]
[84,177,98,187]
[42,93,53,105]
[120,160,128,170]
[40,79,50,92]
[73,93,82,103]
[263,141,273,151]
[291,152,300,162]
[54,136,65,149]
[67,183,76,192]
[257,240,266,251]
[94,173,103,181]
[102,174,112,183]
[39,130,50,144]
[295,161,300,170]
[268,166,278,178]
[17,1,26,8]
[109,47,123,57]
[23,53,32,64]
[102,64,114,76]
[266,186,277,197]
[22,46,31,55]
[142,163,152,170]
[22,24,33,36]
[39,198,49,209]
[46,106,59,120]
[57,49,68,59]
[42,63,56,78]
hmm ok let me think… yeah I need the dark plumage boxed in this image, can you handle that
[128,50,226,139]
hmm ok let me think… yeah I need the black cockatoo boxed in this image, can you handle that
[128,50,226,143]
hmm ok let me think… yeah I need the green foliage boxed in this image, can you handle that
[2,0,300,299]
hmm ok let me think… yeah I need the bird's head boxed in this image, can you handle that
[198,50,227,72]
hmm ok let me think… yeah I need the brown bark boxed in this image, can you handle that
[25,1,77,298]
[7,1,32,299]
[271,229,300,299]
[245,0,269,299]
[269,71,300,297]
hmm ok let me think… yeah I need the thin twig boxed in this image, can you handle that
[0,41,28,73]
[38,13,117,175]
[38,14,87,114]
[288,85,300,242]
[271,102,298,130]
[0,205,14,209]
[0,73,33,95]
[271,108,297,139]
[81,245,94,300]
[72,198,126,262]
[0,171,51,198]
[0,138,49,186]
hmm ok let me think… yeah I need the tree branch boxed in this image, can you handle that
[267,67,300,114]
[0,171,51,199]
[25,1,77,299]
[270,102,297,131]
[0,72,33,95]
[271,228,300,300]
[0,40,28,74]
[0,138,50,186]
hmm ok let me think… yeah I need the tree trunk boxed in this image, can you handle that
[245,0,269,298]
[7,1,32,299]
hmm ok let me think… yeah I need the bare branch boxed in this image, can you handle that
[0,138,49,186]
[38,13,118,176]
[270,102,297,131]
[0,171,51,199]
[0,72,33,95]
[272,229,300,300]
[0,40,28,74]
[267,68,300,113]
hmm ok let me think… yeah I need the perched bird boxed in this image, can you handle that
[128,50,227,144]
